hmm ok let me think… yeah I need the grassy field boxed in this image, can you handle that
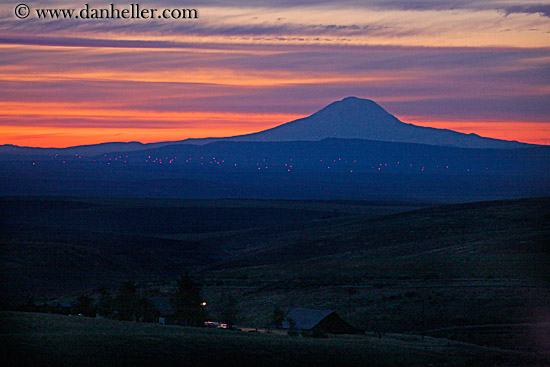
[0,196,426,302]
[2,311,547,367]
[194,198,550,352]
[1,196,549,363]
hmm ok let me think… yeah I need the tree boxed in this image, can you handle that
[135,297,158,323]
[270,305,285,329]
[219,294,238,329]
[96,288,114,317]
[114,281,139,321]
[171,272,207,326]
[74,294,95,316]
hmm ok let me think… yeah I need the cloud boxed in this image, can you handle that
[503,5,550,18]
[1,0,549,146]
[2,1,549,48]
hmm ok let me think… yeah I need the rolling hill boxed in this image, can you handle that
[1,196,548,347]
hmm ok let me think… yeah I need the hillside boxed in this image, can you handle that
[194,198,550,350]
[3,311,547,367]
[1,196,548,354]
[0,196,421,303]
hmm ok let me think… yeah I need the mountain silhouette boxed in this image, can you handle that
[199,97,527,149]
[0,97,530,156]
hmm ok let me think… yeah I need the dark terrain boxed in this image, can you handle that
[1,139,549,200]
[1,196,549,366]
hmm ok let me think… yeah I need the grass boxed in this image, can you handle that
[194,198,550,350]
[1,196,549,362]
[0,196,426,302]
[2,311,547,367]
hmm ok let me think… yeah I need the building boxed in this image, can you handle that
[282,308,361,334]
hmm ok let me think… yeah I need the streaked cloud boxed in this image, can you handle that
[0,0,548,146]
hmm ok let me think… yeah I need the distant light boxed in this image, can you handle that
[201,302,207,306]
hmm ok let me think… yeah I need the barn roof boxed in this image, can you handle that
[284,308,335,330]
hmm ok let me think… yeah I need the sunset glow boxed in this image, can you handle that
[1,1,549,147]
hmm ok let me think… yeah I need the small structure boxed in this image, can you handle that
[282,308,361,334]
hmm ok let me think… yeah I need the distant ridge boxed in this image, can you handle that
[0,97,530,156]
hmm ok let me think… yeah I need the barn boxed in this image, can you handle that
[282,308,361,334]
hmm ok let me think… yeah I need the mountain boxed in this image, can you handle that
[0,141,174,157]
[208,97,528,149]
[0,97,531,156]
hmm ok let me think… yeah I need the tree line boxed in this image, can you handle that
[10,273,218,327]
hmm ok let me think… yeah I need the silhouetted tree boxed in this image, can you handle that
[75,294,95,316]
[22,298,38,313]
[135,297,158,323]
[270,305,285,328]
[115,281,138,321]
[171,272,207,326]
[96,289,114,317]
[219,293,238,329]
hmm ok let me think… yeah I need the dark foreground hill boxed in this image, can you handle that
[1,311,548,367]
[0,196,423,302]
[195,198,550,348]
[1,196,548,354]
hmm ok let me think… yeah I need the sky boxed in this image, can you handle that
[1,0,549,147]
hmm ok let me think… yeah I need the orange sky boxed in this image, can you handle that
[1,1,549,147]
